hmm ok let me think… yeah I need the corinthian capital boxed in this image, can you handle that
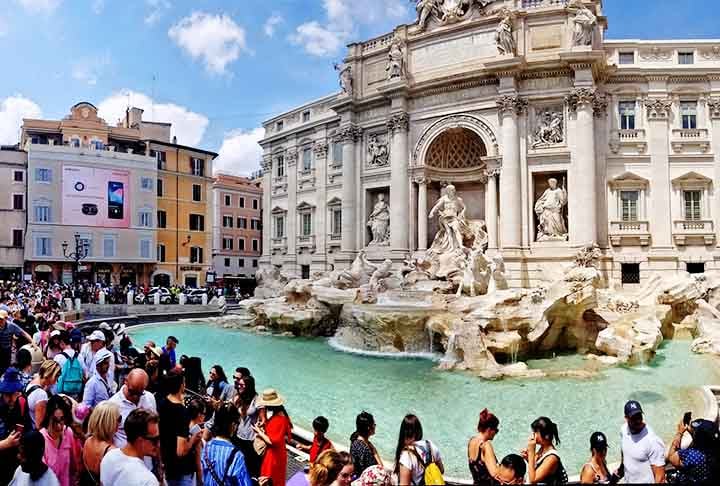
[496,95,527,117]
[313,140,329,158]
[337,125,363,144]
[564,88,599,113]
[286,149,298,166]
[261,155,272,173]
[645,98,673,120]
[387,112,410,133]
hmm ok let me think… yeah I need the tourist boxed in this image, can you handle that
[100,409,160,486]
[467,408,501,485]
[79,331,106,377]
[618,400,666,484]
[579,432,610,484]
[255,388,293,486]
[26,359,61,429]
[0,309,34,373]
[82,348,115,409]
[144,360,161,395]
[297,415,333,464]
[668,418,719,483]
[394,414,444,486]
[288,449,353,486]
[350,411,382,476]
[15,348,33,387]
[351,464,392,486]
[234,374,262,477]
[158,369,203,486]
[32,318,50,355]
[80,402,120,486]
[54,330,85,400]
[162,336,179,369]
[523,416,567,485]
[179,355,205,395]
[0,367,31,485]
[186,398,206,483]
[9,430,60,486]
[495,454,527,485]
[108,368,157,448]
[201,402,252,486]
[100,328,118,383]
[45,331,62,360]
[206,364,231,405]
[39,395,81,486]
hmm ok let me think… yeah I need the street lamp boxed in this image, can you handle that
[62,233,90,283]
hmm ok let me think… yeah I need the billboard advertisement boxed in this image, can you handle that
[62,166,131,228]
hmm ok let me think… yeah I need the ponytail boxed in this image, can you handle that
[531,416,560,446]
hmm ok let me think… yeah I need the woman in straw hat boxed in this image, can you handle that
[254,388,293,486]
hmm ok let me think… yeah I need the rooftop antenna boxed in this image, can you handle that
[151,74,157,121]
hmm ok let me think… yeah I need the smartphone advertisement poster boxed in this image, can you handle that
[62,165,131,228]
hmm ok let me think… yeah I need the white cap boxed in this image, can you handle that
[88,330,106,342]
[94,348,112,365]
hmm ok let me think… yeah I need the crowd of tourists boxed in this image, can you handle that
[0,281,718,485]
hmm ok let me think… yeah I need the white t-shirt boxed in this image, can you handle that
[9,465,60,486]
[25,384,48,429]
[620,423,666,484]
[100,448,159,486]
[53,347,76,369]
[398,440,442,486]
[107,387,157,448]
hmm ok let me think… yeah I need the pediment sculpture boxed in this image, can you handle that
[415,0,494,32]
[334,62,353,96]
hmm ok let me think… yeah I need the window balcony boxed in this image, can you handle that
[671,128,710,154]
[609,129,647,155]
[272,176,288,196]
[297,234,317,253]
[271,236,287,255]
[673,220,715,246]
[609,221,651,247]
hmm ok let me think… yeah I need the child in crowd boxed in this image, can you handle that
[297,416,333,463]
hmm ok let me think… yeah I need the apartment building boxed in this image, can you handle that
[0,146,27,281]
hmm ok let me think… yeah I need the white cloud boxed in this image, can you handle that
[97,90,209,147]
[16,0,61,13]
[263,14,284,37]
[215,128,264,176]
[72,52,111,86]
[0,95,42,146]
[144,0,171,26]
[91,0,105,14]
[168,12,248,75]
[290,0,409,57]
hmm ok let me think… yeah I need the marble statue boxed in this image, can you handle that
[532,108,564,147]
[534,178,568,241]
[428,184,471,254]
[367,194,390,245]
[488,254,509,293]
[337,249,377,288]
[416,0,440,31]
[569,0,596,46]
[495,11,516,56]
[386,36,404,79]
[369,259,394,292]
[334,62,353,96]
[367,134,389,167]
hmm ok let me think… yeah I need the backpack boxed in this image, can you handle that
[56,352,84,396]
[408,441,445,486]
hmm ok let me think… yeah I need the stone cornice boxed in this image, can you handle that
[519,69,574,80]
[410,76,499,99]
[645,98,673,120]
[387,112,410,133]
[496,95,528,116]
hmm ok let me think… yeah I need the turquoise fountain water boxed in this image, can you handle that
[131,323,719,478]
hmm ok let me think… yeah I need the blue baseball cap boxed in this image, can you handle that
[624,400,643,418]
[0,367,24,394]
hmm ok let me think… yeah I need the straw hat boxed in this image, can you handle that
[258,388,285,407]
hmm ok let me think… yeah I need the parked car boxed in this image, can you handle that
[184,288,208,304]
[135,287,173,305]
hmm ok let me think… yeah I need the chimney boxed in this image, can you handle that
[128,107,144,128]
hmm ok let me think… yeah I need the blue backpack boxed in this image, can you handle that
[56,352,84,396]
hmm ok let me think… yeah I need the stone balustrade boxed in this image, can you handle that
[609,220,651,246]
[297,234,317,253]
[520,0,567,8]
[609,129,647,154]
[671,128,710,153]
[672,220,715,245]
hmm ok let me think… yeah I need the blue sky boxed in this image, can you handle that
[0,0,718,175]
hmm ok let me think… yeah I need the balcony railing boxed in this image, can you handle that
[328,233,341,241]
[673,220,715,246]
[672,128,709,140]
[609,221,650,246]
[609,129,647,154]
[271,236,287,247]
[671,129,710,153]
[520,0,567,8]
[297,235,317,253]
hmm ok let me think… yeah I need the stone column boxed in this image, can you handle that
[566,88,602,245]
[708,98,720,245]
[388,112,410,253]
[485,168,499,250]
[260,155,272,266]
[314,140,329,268]
[646,98,674,248]
[594,95,610,249]
[340,125,361,254]
[417,178,428,250]
[496,95,526,249]
[286,148,298,263]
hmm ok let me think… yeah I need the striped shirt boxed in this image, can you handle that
[202,438,252,486]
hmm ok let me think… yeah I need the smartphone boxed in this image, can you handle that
[107,181,124,220]
[683,411,692,425]
[14,424,24,435]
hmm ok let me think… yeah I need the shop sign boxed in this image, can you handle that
[180,266,202,271]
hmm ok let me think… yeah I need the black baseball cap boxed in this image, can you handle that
[624,400,643,418]
[590,431,608,450]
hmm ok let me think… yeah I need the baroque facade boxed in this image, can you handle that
[260,0,720,286]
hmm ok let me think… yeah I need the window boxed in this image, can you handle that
[253,259,258,268]
[151,150,167,170]
[139,210,152,227]
[301,265,310,280]
[621,263,640,285]
[103,237,116,258]
[238,238,245,251]
[224,195,231,206]
[332,142,343,166]
[239,197,245,208]
[12,229,23,247]
[192,184,202,202]
[276,156,285,178]
[140,177,154,191]
[12,194,23,210]
[91,140,104,150]
[684,190,702,220]
[35,236,51,256]
[189,214,205,231]
[619,101,636,130]
[140,239,151,259]
[239,258,245,268]
[191,157,205,177]
[13,171,23,182]
[190,246,204,263]
[157,210,167,229]
[252,199,258,210]
[239,218,247,229]
[276,121,284,131]
[223,216,233,228]
[302,148,312,172]
[687,262,705,274]
[679,51,694,65]
[619,52,635,64]
[35,168,52,183]
[157,244,166,262]
[157,178,164,197]
[223,237,234,250]
[302,111,310,122]
[275,216,285,238]
[252,239,259,252]
[302,213,312,236]
[680,101,697,129]
[70,138,80,148]
[620,191,639,222]
[224,258,231,267]
[34,204,50,223]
